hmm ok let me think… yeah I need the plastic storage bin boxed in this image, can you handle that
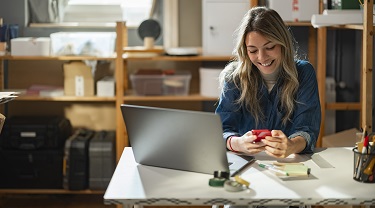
[11,37,51,56]
[130,71,191,96]
[50,32,116,57]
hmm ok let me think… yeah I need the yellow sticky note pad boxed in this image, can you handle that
[283,165,310,177]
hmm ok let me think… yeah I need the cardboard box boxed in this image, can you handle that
[96,76,115,97]
[64,62,94,96]
[0,42,6,55]
[267,0,319,22]
[11,37,51,56]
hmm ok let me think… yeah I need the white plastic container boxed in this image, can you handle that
[199,67,222,97]
[11,37,51,56]
[97,76,115,97]
[50,32,116,57]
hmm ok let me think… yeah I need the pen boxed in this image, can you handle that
[259,163,289,176]
[231,158,256,177]
[355,136,369,179]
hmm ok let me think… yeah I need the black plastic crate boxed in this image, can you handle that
[0,149,64,189]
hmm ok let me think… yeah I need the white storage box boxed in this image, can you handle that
[97,76,115,97]
[267,0,319,22]
[50,32,116,57]
[11,37,51,56]
[130,71,191,96]
[202,0,249,56]
[311,10,374,28]
[199,67,222,97]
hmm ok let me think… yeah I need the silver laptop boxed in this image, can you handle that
[120,104,255,176]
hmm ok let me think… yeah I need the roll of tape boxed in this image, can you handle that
[209,177,226,187]
[224,180,243,192]
[234,175,250,187]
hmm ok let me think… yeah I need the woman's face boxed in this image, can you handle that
[245,31,282,75]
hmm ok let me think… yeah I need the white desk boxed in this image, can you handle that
[104,147,375,206]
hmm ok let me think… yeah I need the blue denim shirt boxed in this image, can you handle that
[215,60,321,153]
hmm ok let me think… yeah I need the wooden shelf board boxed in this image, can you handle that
[329,24,375,30]
[329,24,365,30]
[13,94,219,102]
[0,55,116,61]
[123,46,165,53]
[285,21,313,26]
[15,95,116,102]
[123,93,219,102]
[14,94,218,102]
[0,189,104,194]
[124,55,233,61]
[325,102,361,110]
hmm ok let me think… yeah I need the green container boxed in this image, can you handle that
[332,0,360,9]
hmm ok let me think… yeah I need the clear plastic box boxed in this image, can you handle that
[50,32,116,57]
[130,71,191,96]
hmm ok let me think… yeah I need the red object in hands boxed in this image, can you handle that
[252,129,271,142]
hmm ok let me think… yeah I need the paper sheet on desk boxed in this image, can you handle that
[253,151,311,163]
[0,91,19,104]
[0,91,19,133]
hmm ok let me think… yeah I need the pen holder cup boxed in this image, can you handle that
[353,147,375,183]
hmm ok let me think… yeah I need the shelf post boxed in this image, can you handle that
[250,0,258,7]
[308,27,317,69]
[115,21,128,161]
[316,27,327,147]
[361,0,373,133]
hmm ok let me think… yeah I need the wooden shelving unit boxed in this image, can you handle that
[316,0,374,146]
[0,55,116,196]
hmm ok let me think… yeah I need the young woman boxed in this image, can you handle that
[215,7,321,158]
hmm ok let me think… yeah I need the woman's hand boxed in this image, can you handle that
[261,130,306,158]
[228,131,266,155]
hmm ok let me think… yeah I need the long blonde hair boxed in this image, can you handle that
[220,7,299,126]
